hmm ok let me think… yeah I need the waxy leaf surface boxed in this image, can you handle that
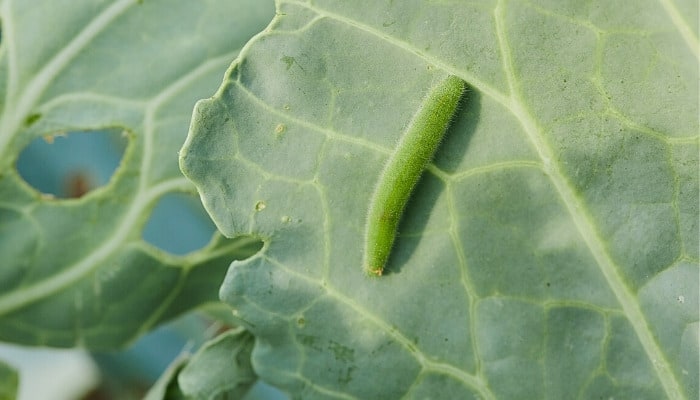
[182,0,699,398]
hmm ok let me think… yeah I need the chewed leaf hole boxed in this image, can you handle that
[16,130,128,198]
[142,193,217,255]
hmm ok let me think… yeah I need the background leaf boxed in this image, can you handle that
[178,328,257,399]
[181,0,699,398]
[0,0,273,348]
[145,329,263,400]
[0,360,18,400]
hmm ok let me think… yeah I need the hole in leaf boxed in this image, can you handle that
[16,130,128,198]
[142,193,217,255]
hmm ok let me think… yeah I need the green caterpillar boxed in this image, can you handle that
[363,74,466,276]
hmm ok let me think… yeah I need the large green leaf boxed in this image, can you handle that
[0,0,273,348]
[181,0,699,398]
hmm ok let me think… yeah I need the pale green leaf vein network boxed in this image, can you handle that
[253,255,496,399]
[0,0,135,155]
[284,0,511,108]
[210,0,692,396]
[494,0,685,398]
[261,1,590,396]
[284,372,356,400]
[442,160,546,386]
[0,177,191,314]
[232,81,391,155]
[0,52,237,315]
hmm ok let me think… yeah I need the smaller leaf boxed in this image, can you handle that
[144,355,188,400]
[178,329,257,400]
